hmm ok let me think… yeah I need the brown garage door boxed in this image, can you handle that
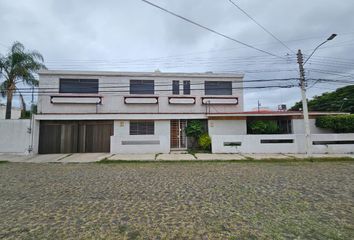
[39,120,113,154]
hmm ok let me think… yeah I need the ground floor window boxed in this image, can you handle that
[129,120,155,135]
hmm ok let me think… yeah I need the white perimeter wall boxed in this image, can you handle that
[211,134,354,154]
[0,120,31,154]
[111,120,170,154]
[210,119,354,154]
[208,120,247,135]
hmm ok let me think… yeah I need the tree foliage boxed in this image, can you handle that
[316,115,354,133]
[290,85,354,113]
[185,120,204,138]
[0,42,46,119]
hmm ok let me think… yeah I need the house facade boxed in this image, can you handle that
[31,70,354,155]
[34,70,243,154]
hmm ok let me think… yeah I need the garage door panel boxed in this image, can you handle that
[39,123,61,154]
[39,121,113,153]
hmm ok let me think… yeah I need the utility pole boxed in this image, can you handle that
[297,49,312,156]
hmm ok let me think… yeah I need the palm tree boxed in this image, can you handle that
[0,42,46,119]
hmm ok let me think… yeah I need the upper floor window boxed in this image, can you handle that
[183,80,191,95]
[205,81,232,95]
[59,79,99,93]
[130,120,154,135]
[130,80,154,94]
[172,80,180,95]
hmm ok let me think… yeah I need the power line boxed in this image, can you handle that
[8,85,298,96]
[228,0,295,54]
[12,78,300,92]
[139,0,284,59]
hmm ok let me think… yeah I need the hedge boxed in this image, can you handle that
[248,120,280,134]
[315,115,354,133]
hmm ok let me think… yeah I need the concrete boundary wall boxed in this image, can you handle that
[212,134,354,154]
[0,120,31,154]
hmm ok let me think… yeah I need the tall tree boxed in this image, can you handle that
[289,85,354,113]
[0,42,46,119]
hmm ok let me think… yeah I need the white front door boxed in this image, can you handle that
[170,120,187,149]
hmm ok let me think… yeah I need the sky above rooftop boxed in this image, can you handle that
[1,0,353,110]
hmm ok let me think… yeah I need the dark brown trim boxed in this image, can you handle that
[50,95,102,104]
[168,96,196,105]
[124,96,159,104]
[202,97,238,105]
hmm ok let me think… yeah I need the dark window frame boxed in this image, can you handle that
[172,80,180,95]
[204,81,232,95]
[183,80,191,95]
[59,79,99,94]
[130,80,154,95]
[129,120,155,135]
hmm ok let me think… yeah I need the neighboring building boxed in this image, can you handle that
[0,104,21,119]
[30,70,354,154]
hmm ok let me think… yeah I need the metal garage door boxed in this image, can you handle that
[39,121,113,154]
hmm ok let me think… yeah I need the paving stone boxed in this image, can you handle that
[195,153,245,160]
[0,154,32,162]
[156,153,196,161]
[59,153,111,163]
[0,162,353,239]
[242,153,291,160]
[26,154,69,163]
[285,153,354,159]
[108,154,156,161]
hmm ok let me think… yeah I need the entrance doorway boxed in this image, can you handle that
[170,120,187,150]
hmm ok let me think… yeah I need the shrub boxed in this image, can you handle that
[198,133,211,151]
[316,115,354,133]
[248,120,280,134]
[185,120,204,138]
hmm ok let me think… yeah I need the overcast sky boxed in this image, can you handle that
[1,0,353,110]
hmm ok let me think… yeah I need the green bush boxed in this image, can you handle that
[316,115,354,133]
[198,133,211,151]
[185,120,204,138]
[248,120,280,134]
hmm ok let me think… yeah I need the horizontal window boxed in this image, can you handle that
[260,139,294,144]
[205,81,232,95]
[224,142,242,146]
[129,121,154,135]
[313,140,354,145]
[59,79,98,93]
[130,80,154,94]
[122,140,160,145]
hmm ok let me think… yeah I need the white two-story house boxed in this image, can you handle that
[32,70,353,155]
[34,70,244,154]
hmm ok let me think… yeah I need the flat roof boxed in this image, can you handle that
[207,111,349,117]
[38,70,244,79]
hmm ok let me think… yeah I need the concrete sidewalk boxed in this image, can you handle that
[1,152,354,163]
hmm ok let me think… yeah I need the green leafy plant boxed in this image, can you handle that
[198,133,211,151]
[248,120,280,134]
[185,120,204,138]
[316,115,354,133]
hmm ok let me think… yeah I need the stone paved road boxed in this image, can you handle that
[0,161,353,239]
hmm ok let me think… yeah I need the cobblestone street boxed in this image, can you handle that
[0,161,353,239]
